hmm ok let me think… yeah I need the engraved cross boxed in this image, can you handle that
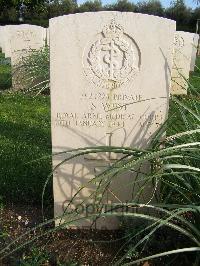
[84,131,117,174]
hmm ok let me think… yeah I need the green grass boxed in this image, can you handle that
[0,51,52,205]
[189,56,200,92]
[0,92,52,205]
[0,52,12,90]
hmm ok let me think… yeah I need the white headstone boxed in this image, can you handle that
[0,26,6,54]
[3,24,46,89]
[4,24,46,65]
[50,12,176,229]
[0,26,4,51]
[4,26,12,58]
[190,33,199,72]
[171,31,194,95]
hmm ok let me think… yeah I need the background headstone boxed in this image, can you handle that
[3,24,46,89]
[0,26,5,52]
[0,26,7,54]
[50,12,176,229]
[190,33,199,72]
[6,24,46,65]
[171,31,194,95]
[4,26,12,58]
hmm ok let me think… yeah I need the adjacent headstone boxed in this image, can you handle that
[0,26,4,51]
[4,24,46,65]
[0,26,6,54]
[171,31,194,95]
[3,24,46,89]
[190,33,199,72]
[4,26,12,58]
[50,12,176,229]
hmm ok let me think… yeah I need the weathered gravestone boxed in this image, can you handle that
[50,12,176,229]
[0,26,5,52]
[3,24,46,89]
[190,33,199,72]
[0,26,7,54]
[4,26,12,58]
[46,28,50,46]
[171,31,194,95]
[4,25,46,61]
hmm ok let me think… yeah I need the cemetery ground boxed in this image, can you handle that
[0,50,200,265]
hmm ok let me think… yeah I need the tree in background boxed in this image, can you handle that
[165,0,192,30]
[106,0,136,12]
[77,0,103,12]
[0,0,47,24]
[0,0,77,25]
[136,0,164,16]
[47,0,77,18]
[0,0,199,32]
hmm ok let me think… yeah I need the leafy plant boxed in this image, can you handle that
[43,81,200,264]
[16,46,50,95]
[7,90,197,265]
[19,247,50,266]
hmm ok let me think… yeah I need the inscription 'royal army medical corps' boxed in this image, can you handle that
[55,111,164,129]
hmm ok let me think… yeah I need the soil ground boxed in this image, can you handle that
[0,204,197,266]
[0,204,124,265]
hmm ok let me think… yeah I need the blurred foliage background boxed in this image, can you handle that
[0,0,199,32]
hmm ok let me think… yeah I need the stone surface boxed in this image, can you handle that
[0,26,5,53]
[3,24,46,89]
[4,24,46,65]
[171,31,194,95]
[46,28,50,46]
[50,12,176,229]
[0,26,5,52]
[4,26,12,58]
[190,33,199,72]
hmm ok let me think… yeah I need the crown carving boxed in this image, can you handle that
[102,20,124,39]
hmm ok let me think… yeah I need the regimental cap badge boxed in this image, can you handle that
[83,19,140,90]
